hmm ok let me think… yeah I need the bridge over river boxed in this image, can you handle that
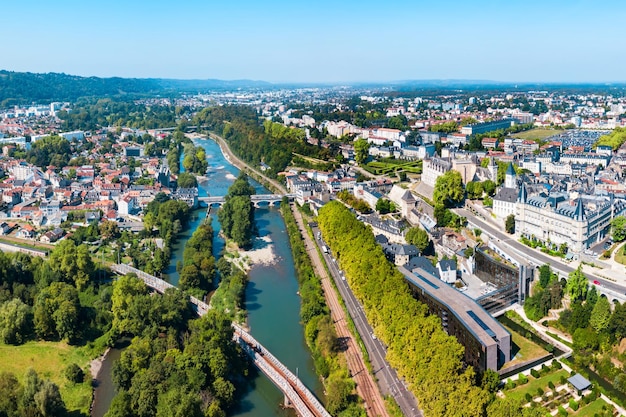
[199,193,295,208]
[110,264,330,417]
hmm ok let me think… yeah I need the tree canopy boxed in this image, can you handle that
[217,173,256,249]
[434,170,464,207]
[317,201,489,416]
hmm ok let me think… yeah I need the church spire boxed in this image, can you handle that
[518,182,527,203]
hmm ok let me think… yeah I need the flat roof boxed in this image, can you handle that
[399,265,510,350]
[568,374,592,391]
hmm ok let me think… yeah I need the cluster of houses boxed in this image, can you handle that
[0,143,198,242]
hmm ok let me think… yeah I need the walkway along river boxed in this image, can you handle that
[93,137,323,416]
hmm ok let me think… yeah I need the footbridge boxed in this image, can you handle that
[198,194,295,208]
[110,264,329,417]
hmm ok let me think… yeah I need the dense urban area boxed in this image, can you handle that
[2,72,626,417]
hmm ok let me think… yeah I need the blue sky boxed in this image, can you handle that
[2,0,625,83]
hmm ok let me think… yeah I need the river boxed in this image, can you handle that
[93,138,323,416]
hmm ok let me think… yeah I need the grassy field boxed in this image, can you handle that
[505,369,569,403]
[511,128,558,141]
[0,341,94,415]
[501,324,549,370]
[573,398,611,416]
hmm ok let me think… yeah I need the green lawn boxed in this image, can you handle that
[364,160,422,175]
[573,398,611,416]
[0,341,93,415]
[501,324,549,370]
[511,128,558,141]
[505,369,569,403]
[614,244,626,265]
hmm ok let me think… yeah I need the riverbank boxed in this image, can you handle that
[287,203,390,417]
[192,132,288,194]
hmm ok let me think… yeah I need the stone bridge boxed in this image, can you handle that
[110,264,329,417]
[198,194,294,208]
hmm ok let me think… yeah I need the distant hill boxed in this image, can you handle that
[0,70,272,105]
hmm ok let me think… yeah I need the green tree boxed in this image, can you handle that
[0,371,21,417]
[64,363,84,383]
[573,327,599,353]
[218,173,255,249]
[482,180,496,196]
[354,138,370,165]
[434,170,464,207]
[156,388,203,417]
[612,216,626,242]
[405,227,430,253]
[538,264,553,288]
[182,145,209,175]
[0,298,32,344]
[48,240,95,290]
[34,282,80,342]
[111,274,148,334]
[177,172,198,188]
[590,295,611,332]
[608,302,626,340]
[34,380,66,417]
[505,215,515,234]
[375,198,393,214]
[566,266,588,302]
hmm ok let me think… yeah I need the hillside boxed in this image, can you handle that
[0,70,272,105]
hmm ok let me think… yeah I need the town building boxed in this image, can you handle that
[399,263,511,372]
[515,184,626,253]
[460,119,514,135]
[493,163,518,219]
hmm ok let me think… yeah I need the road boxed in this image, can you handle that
[309,223,422,417]
[456,208,626,296]
[291,205,389,417]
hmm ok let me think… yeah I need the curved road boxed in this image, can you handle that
[456,207,626,297]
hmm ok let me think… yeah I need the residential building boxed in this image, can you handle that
[437,259,457,284]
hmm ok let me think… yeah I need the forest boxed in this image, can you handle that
[193,105,334,177]
[105,275,247,417]
[0,70,271,107]
[0,242,110,416]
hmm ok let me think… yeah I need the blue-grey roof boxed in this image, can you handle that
[506,162,516,176]
[406,256,439,277]
[568,374,591,391]
[439,259,457,271]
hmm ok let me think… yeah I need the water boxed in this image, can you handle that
[93,138,322,415]
[169,138,323,416]
[91,346,124,417]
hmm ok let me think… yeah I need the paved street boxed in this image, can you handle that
[309,224,422,417]
[456,208,626,298]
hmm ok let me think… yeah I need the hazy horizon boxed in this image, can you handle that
[2,0,626,84]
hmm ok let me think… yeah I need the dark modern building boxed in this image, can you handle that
[473,244,533,312]
[460,119,515,135]
[399,264,511,372]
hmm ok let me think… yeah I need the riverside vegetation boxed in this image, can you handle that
[281,199,364,416]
